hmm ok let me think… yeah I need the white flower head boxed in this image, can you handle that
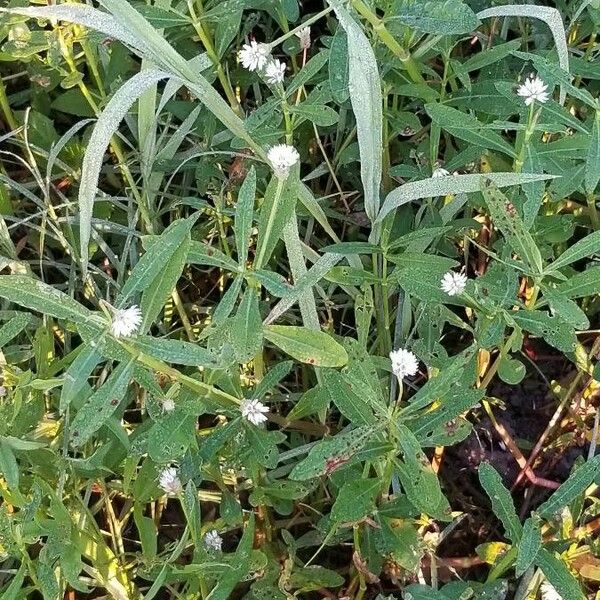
[240,398,269,425]
[111,305,142,338]
[158,467,183,496]
[295,26,311,50]
[517,74,549,106]
[162,397,175,412]
[0,386,6,397]
[204,529,223,552]
[238,40,270,72]
[267,144,299,179]
[265,59,286,85]
[440,271,468,296]
[389,348,419,379]
[432,167,450,178]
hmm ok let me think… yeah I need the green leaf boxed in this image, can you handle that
[254,172,298,269]
[329,27,349,103]
[515,517,542,577]
[188,241,240,271]
[482,183,543,274]
[0,313,31,347]
[378,172,555,222]
[263,325,348,367]
[141,233,190,330]
[549,230,600,271]
[557,266,600,298]
[231,288,263,363]
[390,0,480,33]
[132,336,219,367]
[331,478,379,522]
[584,109,600,195]
[290,103,339,126]
[426,103,515,157]
[478,462,522,542]
[148,412,196,462]
[327,0,382,223]
[235,167,256,266]
[511,311,577,354]
[60,347,103,413]
[0,441,19,491]
[402,584,450,600]
[498,356,526,385]
[537,455,600,519]
[535,548,585,600]
[288,566,344,592]
[461,39,522,72]
[544,290,589,330]
[321,369,376,425]
[0,276,91,324]
[70,359,135,447]
[286,51,329,95]
[290,426,372,480]
[121,217,195,301]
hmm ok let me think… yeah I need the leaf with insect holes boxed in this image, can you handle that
[331,478,379,523]
[231,288,263,364]
[70,360,135,447]
[263,325,348,367]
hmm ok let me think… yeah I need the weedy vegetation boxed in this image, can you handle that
[1,0,600,598]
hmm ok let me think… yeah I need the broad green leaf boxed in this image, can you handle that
[321,369,376,425]
[329,27,349,103]
[231,288,263,363]
[535,548,585,600]
[0,276,91,324]
[70,360,135,447]
[461,39,521,72]
[557,266,600,298]
[289,426,372,480]
[132,336,218,367]
[331,478,379,522]
[584,109,600,194]
[235,167,256,266]
[60,347,103,413]
[148,412,196,462]
[133,503,158,558]
[0,441,19,491]
[482,183,544,274]
[511,311,577,353]
[537,455,600,519]
[390,0,480,34]
[327,0,382,223]
[426,103,515,157]
[121,217,195,300]
[549,230,600,271]
[515,517,542,576]
[402,584,449,600]
[543,290,589,330]
[0,313,31,347]
[286,51,330,95]
[376,519,423,572]
[254,172,298,269]
[378,172,555,222]
[290,103,339,126]
[263,325,348,367]
[141,233,190,330]
[188,241,240,271]
[288,566,344,593]
[498,356,526,385]
[245,426,281,469]
[478,462,522,542]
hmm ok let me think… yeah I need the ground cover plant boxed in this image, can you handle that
[1,0,600,598]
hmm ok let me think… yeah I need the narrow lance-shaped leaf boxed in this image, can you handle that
[548,230,600,272]
[585,109,600,195]
[478,462,523,542]
[515,517,542,577]
[535,548,585,600]
[235,167,256,266]
[327,0,382,224]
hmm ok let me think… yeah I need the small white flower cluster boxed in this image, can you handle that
[432,167,450,178]
[240,398,269,425]
[440,271,468,296]
[238,41,286,84]
[517,74,549,106]
[389,348,419,380]
[111,305,142,338]
[158,466,183,496]
[295,26,311,51]
[204,529,223,552]
[267,144,300,179]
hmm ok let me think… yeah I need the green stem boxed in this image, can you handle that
[0,77,17,131]
[269,7,333,49]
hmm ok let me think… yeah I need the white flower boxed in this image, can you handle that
[111,305,142,338]
[295,26,311,50]
[162,397,175,412]
[267,144,300,179]
[240,398,269,425]
[389,348,419,379]
[432,167,450,177]
[0,386,5,397]
[517,75,549,106]
[238,41,270,72]
[540,581,563,600]
[265,59,286,84]
[440,271,468,296]
[204,529,223,552]
[158,467,183,496]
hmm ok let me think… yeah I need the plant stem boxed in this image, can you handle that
[0,76,17,132]
[269,6,333,49]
